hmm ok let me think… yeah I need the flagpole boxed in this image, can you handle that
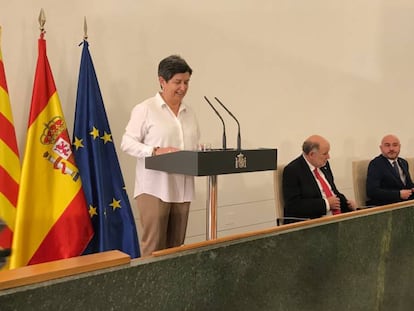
[38,8,46,37]
[84,16,88,41]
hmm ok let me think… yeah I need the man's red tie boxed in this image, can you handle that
[314,168,341,215]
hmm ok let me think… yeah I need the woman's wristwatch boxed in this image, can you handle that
[152,146,160,156]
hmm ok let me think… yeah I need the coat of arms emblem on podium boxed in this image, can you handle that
[235,153,247,169]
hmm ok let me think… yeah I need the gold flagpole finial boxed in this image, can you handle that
[83,16,88,41]
[38,8,46,35]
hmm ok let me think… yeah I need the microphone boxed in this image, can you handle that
[214,97,241,150]
[204,96,226,150]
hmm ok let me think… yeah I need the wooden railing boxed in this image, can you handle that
[0,250,130,290]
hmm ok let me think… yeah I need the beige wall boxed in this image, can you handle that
[2,0,414,243]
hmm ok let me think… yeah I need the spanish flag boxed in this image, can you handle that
[0,27,20,268]
[10,34,93,268]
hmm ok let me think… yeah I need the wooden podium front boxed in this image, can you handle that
[146,148,277,239]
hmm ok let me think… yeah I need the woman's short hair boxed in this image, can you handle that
[158,55,192,82]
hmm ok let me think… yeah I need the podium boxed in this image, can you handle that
[146,148,277,240]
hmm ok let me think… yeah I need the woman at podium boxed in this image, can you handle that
[121,55,200,256]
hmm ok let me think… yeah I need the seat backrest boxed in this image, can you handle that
[406,157,414,180]
[352,159,371,208]
[273,164,286,224]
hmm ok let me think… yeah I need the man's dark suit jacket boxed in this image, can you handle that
[282,155,351,219]
[366,154,414,206]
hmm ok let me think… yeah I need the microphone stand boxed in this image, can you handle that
[214,97,241,150]
[204,96,226,150]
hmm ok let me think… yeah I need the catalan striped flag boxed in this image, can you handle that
[73,40,140,258]
[10,34,93,269]
[0,26,20,267]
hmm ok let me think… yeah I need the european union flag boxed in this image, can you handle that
[73,40,140,258]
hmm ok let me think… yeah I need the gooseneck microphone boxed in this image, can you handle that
[214,97,241,150]
[204,96,226,150]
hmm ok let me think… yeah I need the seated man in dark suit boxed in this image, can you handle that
[282,135,355,221]
[366,134,414,206]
